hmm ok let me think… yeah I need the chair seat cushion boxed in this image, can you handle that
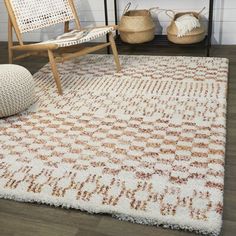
[39,26,114,48]
[0,65,36,118]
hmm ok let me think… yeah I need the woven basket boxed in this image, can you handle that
[166,9,205,44]
[119,4,157,44]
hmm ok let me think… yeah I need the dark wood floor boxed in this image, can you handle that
[0,42,235,236]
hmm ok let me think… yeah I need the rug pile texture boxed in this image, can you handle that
[0,55,228,235]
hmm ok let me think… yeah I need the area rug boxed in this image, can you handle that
[0,55,228,235]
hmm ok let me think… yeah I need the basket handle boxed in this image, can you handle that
[165,10,175,20]
[149,7,159,13]
[197,7,206,16]
[123,2,131,15]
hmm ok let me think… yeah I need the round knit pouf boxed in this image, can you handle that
[0,65,36,118]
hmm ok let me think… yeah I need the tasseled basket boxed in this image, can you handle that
[166,8,206,44]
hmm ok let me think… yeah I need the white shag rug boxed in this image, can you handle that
[0,55,228,235]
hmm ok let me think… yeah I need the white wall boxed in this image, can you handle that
[0,0,235,44]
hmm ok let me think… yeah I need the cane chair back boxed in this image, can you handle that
[7,0,76,33]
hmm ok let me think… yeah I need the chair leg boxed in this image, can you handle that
[48,50,63,95]
[8,18,13,64]
[8,47,13,64]
[108,32,121,72]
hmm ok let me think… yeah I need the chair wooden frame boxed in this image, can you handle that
[4,0,121,95]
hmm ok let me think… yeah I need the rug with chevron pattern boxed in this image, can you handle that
[0,55,228,235]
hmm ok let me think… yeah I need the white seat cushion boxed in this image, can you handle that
[0,65,36,118]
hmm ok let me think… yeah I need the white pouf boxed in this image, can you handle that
[0,65,36,118]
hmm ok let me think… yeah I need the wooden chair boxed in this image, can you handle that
[4,0,121,94]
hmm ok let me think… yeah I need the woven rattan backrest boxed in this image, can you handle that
[8,0,76,33]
